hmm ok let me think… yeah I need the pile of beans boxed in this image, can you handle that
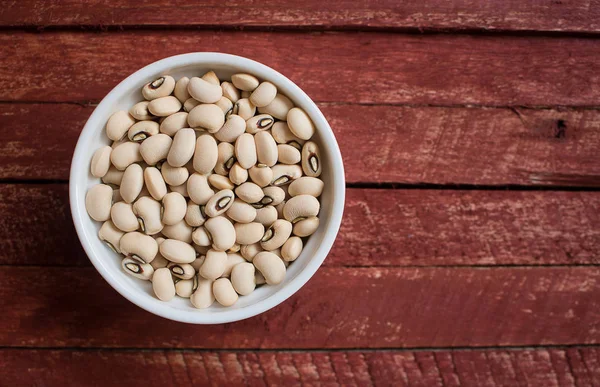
[85,70,323,308]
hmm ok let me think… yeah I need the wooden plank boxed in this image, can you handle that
[1,266,599,348]
[2,348,599,386]
[4,104,600,186]
[3,185,600,267]
[1,1,600,34]
[2,32,600,106]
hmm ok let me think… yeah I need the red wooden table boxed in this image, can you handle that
[2,1,600,386]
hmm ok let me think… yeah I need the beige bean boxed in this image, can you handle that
[167,128,196,167]
[226,199,257,224]
[234,222,265,245]
[235,182,264,204]
[174,76,191,103]
[120,163,144,203]
[205,189,235,217]
[120,232,158,263]
[232,98,256,120]
[106,110,136,141]
[234,133,257,169]
[159,239,196,264]
[221,81,240,102]
[287,107,315,140]
[213,278,238,306]
[183,97,200,112]
[188,76,223,103]
[188,104,225,133]
[257,93,294,120]
[281,236,303,262]
[190,255,205,271]
[161,162,189,186]
[216,96,234,115]
[271,164,302,186]
[204,216,236,251]
[231,73,259,91]
[102,166,125,186]
[221,253,246,278]
[249,81,277,108]
[175,275,198,298]
[193,134,218,174]
[255,271,267,285]
[271,121,305,149]
[143,75,175,100]
[192,226,211,246]
[293,216,319,237]
[283,195,320,223]
[245,114,274,134]
[277,144,301,165]
[150,252,170,270]
[185,201,206,227]
[139,133,172,166]
[260,219,292,250]
[215,142,235,176]
[190,277,215,308]
[231,262,256,295]
[262,186,285,206]
[255,131,278,167]
[168,262,195,280]
[159,112,188,136]
[240,243,263,262]
[86,184,113,221]
[199,249,227,280]
[168,183,189,198]
[288,176,324,197]
[133,196,164,235]
[111,142,142,171]
[128,120,159,142]
[229,162,248,185]
[152,267,176,301]
[208,174,235,191]
[215,114,245,143]
[98,220,124,253]
[254,205,278,227]
[201,70,220,85]
[90,146,112,178]
[253,251,286,285]
[144,167,167,200]
[248,165,273,187]
[161,192,187,225]
[110,201,139,232]
[301,141,322,177]
[122,257,154,280]
[130,101,154,121]
[187,173,215,205]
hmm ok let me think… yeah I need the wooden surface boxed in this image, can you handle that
[2,1,600,386]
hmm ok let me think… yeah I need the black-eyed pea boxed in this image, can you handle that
[106,110,136,141]
[234,222,265,245]
[253,251,286,285]
[231,73,259,91]
[248,165,273,188]
[228,243,241,253]
[187,173,214,205]
[102,166,125,186]
[221,81,240,102]
[287,107,315,140]
[110,201,139,232]
[249,81,277,108]
[208,174,235,191]
[175,275,198,298]
[130,101,155,120]
[301,141,322,177]
[85,184,113,221]
[293,216,320,237]
[98,220,124,253]
[161,192,186,225]
[245,114,274,134]
[143,75,175,100]
[254,206,278,227]
[167,128,196,167]
[143,167,167,201]
[128,120,159,142]
[257,93,294,120]
[281,236,303,262]
[271,164,303,186]
[235,182,264,204]
[188,76,223,103]
[288,176,324,197]
[169,183,189,197]
[215,142,235,176]
[213,278,238,306]
[188,104,225,133]
[255,271,266,285]
[91,146,112,178]
[161,163,189,186]
[277,144,301,165]
[192,226,211,246]
[190,255,206,271]
[199,249,228,280]
[122,257,154,280]
[254,131,278,167]
[215,114,245,143]
[161,220,193,243]
[140,133,172,167]
[150,246,170,270]
[159,239,196,263]
[190,277,215,308]
[283,194,320,223]
[231,262,256,295]
[229,162,248,185]
[226,199,257,224]
[204,216,236,251]
[159,112,188,136]
[183,97,200,112]
[120,163,144,203]
[260,219,292,251]
[262,186,285,206]
[168,262,195,280]
[111,142,142,171]
[216,96,234,116]
[152,267,176,301]
[185,201,206,227]
[232,98,256,120]
[120,232,158,263]
[221,253,246,278]
[193,134,218,174]
[240,243,263,262]
[174,76,191,103]
[234,133,257,169]
[205,189,235,217]
[132,196,163,235]
[201,71,220,85]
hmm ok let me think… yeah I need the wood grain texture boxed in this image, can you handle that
[2,32,600,106]
[2,348,600,386]
[4,104,600,186]
[2,0,600,34]
[2,266,599,348]
[2,185,599,267]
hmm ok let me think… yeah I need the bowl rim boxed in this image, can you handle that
[69,52,345,324]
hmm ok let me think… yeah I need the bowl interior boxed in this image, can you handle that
[70,53,345,323]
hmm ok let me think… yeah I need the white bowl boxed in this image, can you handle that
[69,53,345,324]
